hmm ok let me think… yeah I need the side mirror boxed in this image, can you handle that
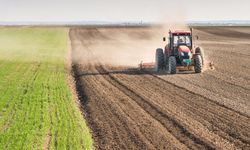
[163,37,166,41]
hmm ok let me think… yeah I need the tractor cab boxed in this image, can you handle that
[173,34,191,47]
[168,31,193,53]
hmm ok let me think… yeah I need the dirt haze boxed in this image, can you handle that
[70,26,250,149]
[70,22,189,67]
[71,27,161,66]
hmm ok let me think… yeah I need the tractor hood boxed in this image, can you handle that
[178,45,190,53]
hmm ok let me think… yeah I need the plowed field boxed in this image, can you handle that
[70,27,250,150]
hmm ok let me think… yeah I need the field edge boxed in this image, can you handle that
[66,29,94,150]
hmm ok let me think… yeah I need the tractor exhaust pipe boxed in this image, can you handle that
[190,28,193,34]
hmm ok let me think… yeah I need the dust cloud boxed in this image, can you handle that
[71,5,190,67]
[71,24,189,67]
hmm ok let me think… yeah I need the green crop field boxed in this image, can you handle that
[0,27,93,150]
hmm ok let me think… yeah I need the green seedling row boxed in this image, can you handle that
[0,27,93,150]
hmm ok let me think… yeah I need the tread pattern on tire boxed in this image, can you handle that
[155,48,164,72]
[195,47,204,64]
[169,56,176,74]
[195,55,202,73]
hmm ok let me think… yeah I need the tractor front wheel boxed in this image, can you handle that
[194,55,203,73]
[195,47,204,65]
[155,48,165,72]
[168,56,176,74]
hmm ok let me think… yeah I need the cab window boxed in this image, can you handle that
[173,35,191,47]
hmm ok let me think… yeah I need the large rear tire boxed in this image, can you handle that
[195,47,204,65]
[165,56,169,71]
[168,56,176,74]
[155,48,165,72]
[194,55,203,73]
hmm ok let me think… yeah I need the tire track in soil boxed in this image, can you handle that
[73,64,188,150]
[152,74,250,119]
[110,70,250,149]
[104,66,250,149]
[95,65,217,150]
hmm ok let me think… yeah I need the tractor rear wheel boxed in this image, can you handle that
[195,47,204,64]
[155,48,165,72]
[169,56,176,74]
[194,55,203,73]
[165,52,170,71]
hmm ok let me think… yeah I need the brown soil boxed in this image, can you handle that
[69,26,250,150]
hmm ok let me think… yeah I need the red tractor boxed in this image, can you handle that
[155,29,204,74]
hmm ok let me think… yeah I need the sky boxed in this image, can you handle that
[0,0,250,22]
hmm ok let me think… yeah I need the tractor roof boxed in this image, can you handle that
[171,30,191,35]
